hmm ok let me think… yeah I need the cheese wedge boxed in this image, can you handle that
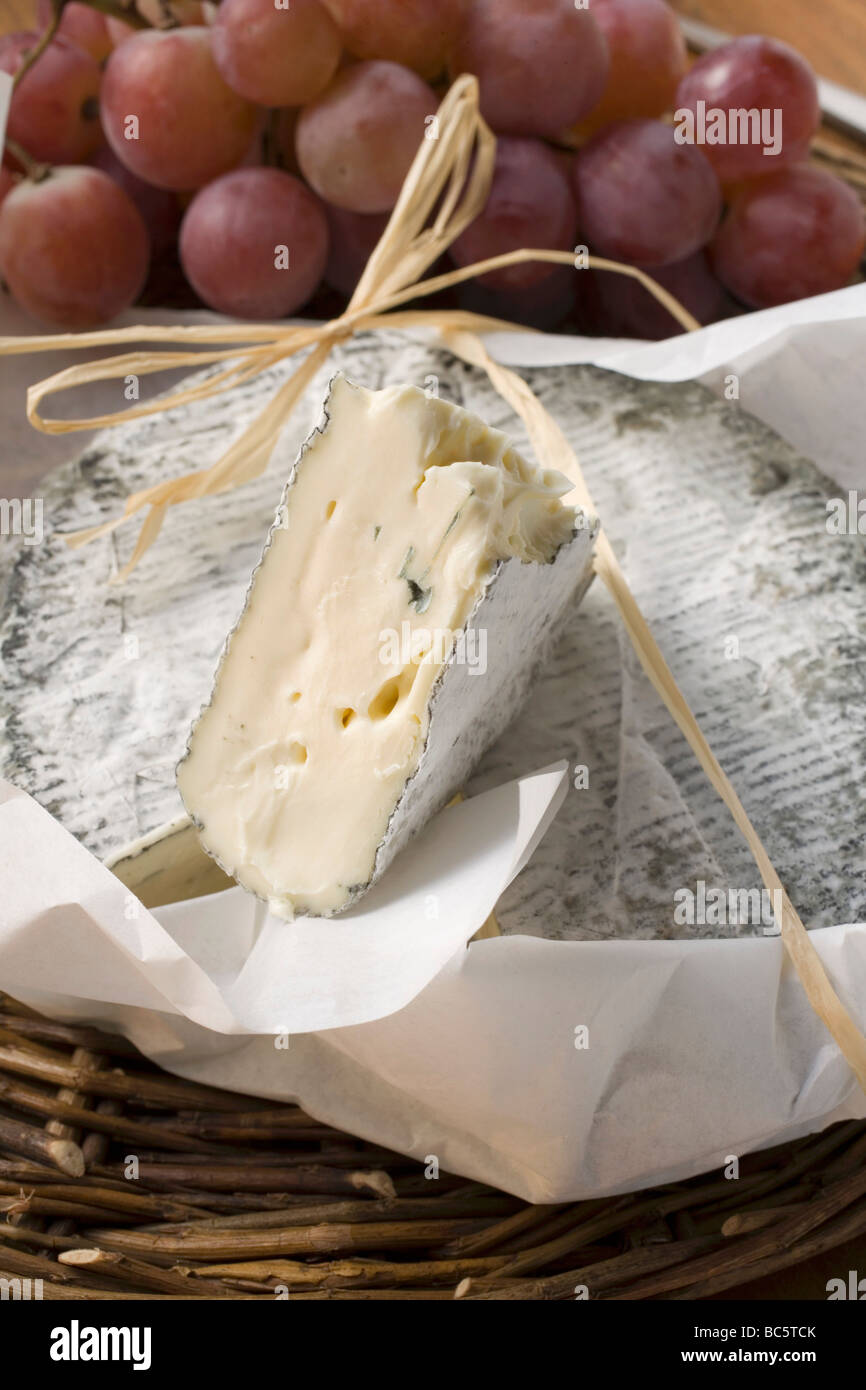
[177,375,596,917]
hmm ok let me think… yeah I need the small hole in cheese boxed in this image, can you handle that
[340,708,355,728]
[368,678,401,721]
[289,691,301,703]
[287,742,307,764]
[325,500,337,519]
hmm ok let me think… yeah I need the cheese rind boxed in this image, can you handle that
[177,375,597,917]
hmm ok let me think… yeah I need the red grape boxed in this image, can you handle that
[674,36,820,183]
[179,167,329,319]
[0,166,150,328]
[580,250,733,338]
[321,0,466,80]
[0,31,102,165]
[457,268,576,332]
[296,60,436,213]
[575,0,687,136]
[448,0,609,140]
[450,136,578,291]
[100,28,258,191]
[573,119,722,267]
[212,0,341,107]
[711,165,866,309]
[323,203,389,296]
[35,0,113,62]
[91,146,181,258]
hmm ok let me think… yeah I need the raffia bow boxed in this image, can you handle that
[1,75,865,1092]
[0,75,698,576]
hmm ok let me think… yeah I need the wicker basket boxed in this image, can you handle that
[1,992,864,1301]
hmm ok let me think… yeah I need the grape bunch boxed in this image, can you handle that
[0,0,863,336]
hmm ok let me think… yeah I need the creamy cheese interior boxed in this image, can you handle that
[177,376,576,916]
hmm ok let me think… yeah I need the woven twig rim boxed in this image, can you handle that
[0,997,864,1300]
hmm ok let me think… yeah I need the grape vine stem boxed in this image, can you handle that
[12,4,61,88]
[82,0,151,28]
[3,139,49,183]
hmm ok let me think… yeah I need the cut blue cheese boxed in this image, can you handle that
[177,375,598,917]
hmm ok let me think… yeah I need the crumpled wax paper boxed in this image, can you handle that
[1,286,864,1201]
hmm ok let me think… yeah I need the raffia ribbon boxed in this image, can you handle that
[1,75,864,1091]
[0,75,698,578]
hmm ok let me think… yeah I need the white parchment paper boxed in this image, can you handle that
[1,286,865,1202]
[0,765,567,1033]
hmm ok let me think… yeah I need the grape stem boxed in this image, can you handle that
[12,2,61,88]
[261,111,283,171]
[4,138,51,183]
[76,0,151,29]
[152,0,183,27]
[12,0,151,93]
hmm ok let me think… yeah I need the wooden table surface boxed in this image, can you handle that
[0,0,34,30]
[673,0,866,93]
[1,0,865,1303]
